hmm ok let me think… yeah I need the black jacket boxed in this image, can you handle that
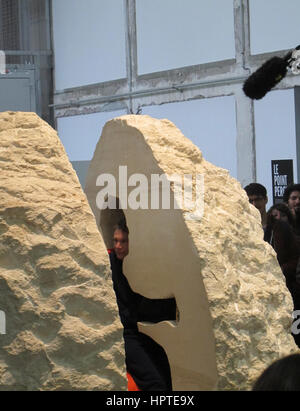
[109,250,176,331]
[108,250,176,390]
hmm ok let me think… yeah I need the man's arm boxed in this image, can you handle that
[137,295,177,323]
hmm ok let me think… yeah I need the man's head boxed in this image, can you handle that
[113,221,129,260]
[283,184,300,216]
[244,183,268,216]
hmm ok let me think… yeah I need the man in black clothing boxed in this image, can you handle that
[244,183,268,231]
[109,221,176,391]
[283,184,300,236]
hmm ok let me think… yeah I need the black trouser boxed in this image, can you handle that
[124,331,172,391]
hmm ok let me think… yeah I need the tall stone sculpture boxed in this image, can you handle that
[0,112,126,390]
[85,114,298,390]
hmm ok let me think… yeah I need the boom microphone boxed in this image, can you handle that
[243,45,300,100]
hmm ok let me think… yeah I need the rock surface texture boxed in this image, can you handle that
[85,114,298,391]
[0,112,126,391]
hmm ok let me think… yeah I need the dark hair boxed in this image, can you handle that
[267,202,295,227]
[113,219,129,234]
[244,183,267,198]
[252,354,300,391]
[283,184,300,203]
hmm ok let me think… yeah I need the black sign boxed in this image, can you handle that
[272,159,294,204]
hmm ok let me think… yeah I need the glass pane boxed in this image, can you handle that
[136,0,235,74]
[250,0,300,54]
[57,110,126,161]
[52,0,126,89]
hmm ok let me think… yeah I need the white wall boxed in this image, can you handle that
[52,0,126,90]
[57,110,126,161]
[255,89,297,209]
[142,96,237,178]
[136,0,235,74]
[250,0,300,54]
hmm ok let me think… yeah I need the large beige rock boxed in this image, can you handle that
[0,111,126,391]
[85,114,298,391]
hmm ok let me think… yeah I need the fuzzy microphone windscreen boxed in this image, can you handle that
[243,56,289,100]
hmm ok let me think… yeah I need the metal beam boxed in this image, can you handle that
[53,52,300,116]
[124,0,138,113]
[233,0,256,184]
[3,50,52,56]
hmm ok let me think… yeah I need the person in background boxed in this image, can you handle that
[244,183,268,231]
[252,353,300,391]
[283,184,300,235]
[264,203,300,348]
[264,202,296,244]
[268,202,295,225]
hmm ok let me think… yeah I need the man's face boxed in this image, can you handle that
[248,194,268,215]
[288,190,300,215]
[113,229,129,260]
